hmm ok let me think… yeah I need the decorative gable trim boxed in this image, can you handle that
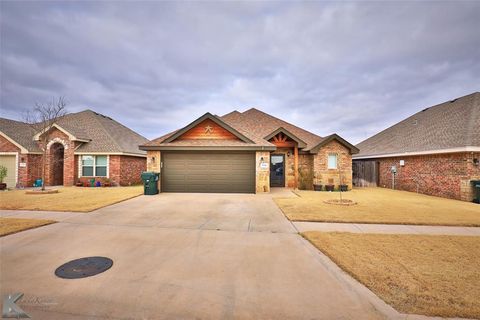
[33,123,90,142]
[264,127,307,148]
[162,113,254,144]
[309,134,360,154]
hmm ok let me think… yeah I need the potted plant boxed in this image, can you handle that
[103,178,111,187]
[313,173,322,191]
[75,180,83,187]
[0,165,7,190]
[325,178,335,192]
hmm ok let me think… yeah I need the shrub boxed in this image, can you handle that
[0,165,7,183]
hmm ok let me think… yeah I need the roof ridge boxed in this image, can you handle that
[222,110,241,117]
[243,107,322,139]
[0,117,28,125]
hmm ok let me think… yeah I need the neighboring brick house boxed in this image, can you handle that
[140,108,358,193]
[0,110,148,188]
[353,92,480,201]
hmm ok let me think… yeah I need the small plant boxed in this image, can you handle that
[0,165,7,183]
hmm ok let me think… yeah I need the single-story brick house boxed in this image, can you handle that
[0,110,148,188]
[140,108,358,193]
[353,92,480,201]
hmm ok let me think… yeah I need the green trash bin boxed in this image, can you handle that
[141,172,159,195]
[471,180,480,204]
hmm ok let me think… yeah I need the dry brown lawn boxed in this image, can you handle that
[0,217,56,236]
[276,188,480,226]
[303,232,480,318]
[0,186,143,212]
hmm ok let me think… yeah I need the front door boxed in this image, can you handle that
[270,154,285,187]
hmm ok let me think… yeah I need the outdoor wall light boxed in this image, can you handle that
[474,158,479,166]
[287,152,291,157]
[260,157,264,162]
[151,156,156,163]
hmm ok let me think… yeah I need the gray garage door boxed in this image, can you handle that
[162,152,255,193]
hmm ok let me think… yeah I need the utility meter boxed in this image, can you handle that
[391,166,397,174]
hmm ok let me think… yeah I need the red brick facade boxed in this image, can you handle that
[1,128,146,188]
[373,152,480,201]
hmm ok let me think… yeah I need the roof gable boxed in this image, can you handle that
[33,123,89,142]
[264,127,307,148]
[310,134,359,154]
[221,108,324,151]
[0,110,148,156]
[0,118,41,153]
[142,108,356,154]
[163,113,254,144]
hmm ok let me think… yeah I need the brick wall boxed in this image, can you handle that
[120,155,146,186]
[24,154,42,186]
[40,128,76,186]
[76,155,145,186]
[376,152,480,201]
[313,140,353,190]
[0,135,21,152]
[109,155,121,185]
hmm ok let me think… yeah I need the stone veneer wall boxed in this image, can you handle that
[255,151,270,193]
[147,151,161,191]
[298,153,314,190]
[313,140,353,190]
[375,152,480,201]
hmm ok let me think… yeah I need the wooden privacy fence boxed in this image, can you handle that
[353,160,379,187]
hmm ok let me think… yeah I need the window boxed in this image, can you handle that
[327,154,337,169]
[81,155,108,177]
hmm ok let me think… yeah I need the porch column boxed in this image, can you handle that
[294,145,298,189]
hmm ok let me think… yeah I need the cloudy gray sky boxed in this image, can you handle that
[1,1,479,143]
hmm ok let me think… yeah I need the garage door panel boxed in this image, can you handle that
[0,155,17,188]
[162,152,255,193]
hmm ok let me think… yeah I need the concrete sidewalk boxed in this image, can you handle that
[294,221,480,236]
[0,209,82,221]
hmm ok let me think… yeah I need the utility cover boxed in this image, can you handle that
[55,256,113,279]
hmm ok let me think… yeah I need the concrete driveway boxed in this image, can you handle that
[1,192,388,319]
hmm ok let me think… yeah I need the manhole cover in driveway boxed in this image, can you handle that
[55,256,113,279]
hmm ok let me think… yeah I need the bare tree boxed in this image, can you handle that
[24,97,67,190]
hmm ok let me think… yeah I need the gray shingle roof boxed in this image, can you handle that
[354,92,480,158]
[0,118,41,152]
[1,110,148,155]
[142,108,358,153]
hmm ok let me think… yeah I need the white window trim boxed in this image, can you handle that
[79,155,109,178]
[0,152,19,186]
[327,153,338,169]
